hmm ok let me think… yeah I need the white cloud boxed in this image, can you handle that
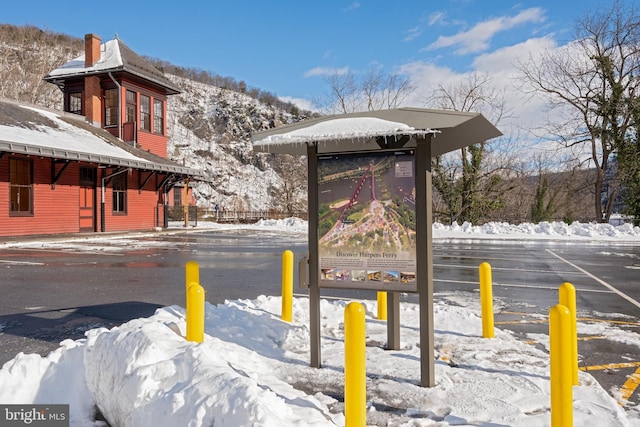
[423,7,546,55]
[396,61,461,107]
[398,32,571,156]
[343,2,360,12]
[278,96,317,113]
[303,66,349,78]
[428,11,446,26]
[404,26,423,42]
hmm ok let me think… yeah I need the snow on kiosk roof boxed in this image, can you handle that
[251,107,502,155]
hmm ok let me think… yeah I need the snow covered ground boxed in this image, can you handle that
[1,219,639,426]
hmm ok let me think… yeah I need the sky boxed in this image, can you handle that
[1,0,615,115]
[0,219,639,426]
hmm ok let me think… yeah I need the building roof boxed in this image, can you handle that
[252,107,502,156]
[0,98,202,179]
[43,37,180,95]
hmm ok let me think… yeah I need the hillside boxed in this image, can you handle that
[1,24,604,224]
[0,24,309,212]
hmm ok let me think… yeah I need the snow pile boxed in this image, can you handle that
[171,218,640,243]
[432,220,640,242]
[1,296,637,426]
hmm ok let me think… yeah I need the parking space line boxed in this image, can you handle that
[580,361,640,372]
[547,249,640,309]
[620,367,640,401]
[0,259,44,265]
[577,336,607,341]
[496,319,548,325]
[434,263,581,275]
[576,317,640,326]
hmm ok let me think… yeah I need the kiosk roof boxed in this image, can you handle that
[252,107,502,156]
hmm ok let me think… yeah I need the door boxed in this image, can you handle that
[79,167,97,232]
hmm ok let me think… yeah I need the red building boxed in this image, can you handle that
[0,34,202,237]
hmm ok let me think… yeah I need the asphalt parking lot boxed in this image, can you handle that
[0,229,638,410]
[429,240,640,409]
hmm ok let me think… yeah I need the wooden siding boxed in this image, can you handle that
[136,131,167,158]
[0,157,80,237]
[0,157,169,237]
[99,169,164,232]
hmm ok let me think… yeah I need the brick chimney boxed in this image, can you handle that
[84,34,102,126]
[84,33,101,67]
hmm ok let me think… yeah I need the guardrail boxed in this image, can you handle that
[165,206,308,225]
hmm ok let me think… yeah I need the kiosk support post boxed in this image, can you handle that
[308,143,322,368]
[387,292,401,350]
[416,135,435,387]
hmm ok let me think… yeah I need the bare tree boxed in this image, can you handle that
[517,0,640,222]
[425,72,512,224]
[269,154,308,215]
[314,67,415,114]
[0,25,80,108]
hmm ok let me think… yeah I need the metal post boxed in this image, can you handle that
[344,302,366,427]
[281,250,294,322]
[415,135,435,387]
[387,292,401,350]
[479,262,495,338]
[307,143,321,368]
[550,304,573,426]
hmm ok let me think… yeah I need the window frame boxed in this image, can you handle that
[125,90,137,124]
[153,99,164,135]
[68,92,82,115]
[140,94,151,132]
[111,173,128,215]
[104,89,119,127]
[9,158,33,216]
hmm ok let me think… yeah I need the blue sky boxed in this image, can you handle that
[2,0,613,114]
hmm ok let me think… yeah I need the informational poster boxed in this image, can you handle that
[317,150,417,291]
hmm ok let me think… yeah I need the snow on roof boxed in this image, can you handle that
[4,106,141,160]
[252,108,501,155]
[46,39,123,77]
[0,101,200,176]
[253,117,438,146]
[44,37,180,94]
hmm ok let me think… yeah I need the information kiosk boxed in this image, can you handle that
[252,108,501,387]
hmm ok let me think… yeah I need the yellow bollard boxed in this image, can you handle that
[550,304,573,427]
[479,262,494,338]
[377,291,387,320]
[281,250,294,322]
[345,302,366,427]
[559,282,578,386]
[185,260,199,292]
[186,282,205,343]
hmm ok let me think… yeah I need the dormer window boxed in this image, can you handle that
[154,100,164,135]
[68,92,82,115]
[140,94,150,132]
[126,90,136,123]
[104,89,118,126]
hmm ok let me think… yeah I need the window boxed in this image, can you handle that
[126,90,137,123]
[104,89,118,126]
[68,92,82,115]
[154,99,164,135]
[79,167,97,185]
[140,94,150,131]
[112,173,127,214]
[173,187,182,207]
[9,158,33,215]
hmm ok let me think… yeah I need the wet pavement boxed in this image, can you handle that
[0,230,639,410]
